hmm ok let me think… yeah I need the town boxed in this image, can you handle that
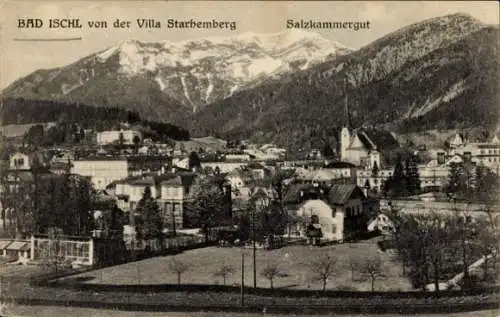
[1,3,499,315]
[0,111,498,304]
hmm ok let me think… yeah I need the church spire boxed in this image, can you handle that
[344,77,351,129]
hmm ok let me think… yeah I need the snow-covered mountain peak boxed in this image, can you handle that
[6,30,352,114]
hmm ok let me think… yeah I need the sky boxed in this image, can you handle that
[0,1,498,89]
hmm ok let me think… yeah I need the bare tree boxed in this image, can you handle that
[169,257,189,289]
[474,219,497,281]
[39,227,67,273]
[357,255,384,292]
[260,262,286,289]
[213,264,235,286]
[348,257,360,282]
[310,253,337,291]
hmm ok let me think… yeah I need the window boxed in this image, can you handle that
[331,208,336,218]
[332,224,337,234]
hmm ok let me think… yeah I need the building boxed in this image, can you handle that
[71,157,129,190]
[113,172,199,230]
[284,184,372,242]
[437,133,500,174]
[159,172,199,230]
[8,150,50,171]
[340,127,385,168]
[295,161,357,186]
[96,129,143,146]
[445,133,467,149]
[356,168,394,193]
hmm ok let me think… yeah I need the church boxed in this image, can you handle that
[340,126,381,169]
[337,82,399,170]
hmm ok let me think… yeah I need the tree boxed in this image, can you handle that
[133,135,141,153]
[24,124,45,148]
[260,262,286,289]
[188,151,201,171]
[40,227,67,273]
[189,178,228,242]
[213,264,235,286]
[118,132,125,147]
[383,155,408,197]
[357,256,384,292]
[447,162,464,194]
[135,187,163,251]
[474,219,497,281]
[169,257,189,289]
[310,253,337,291]
[371,161,379,177]
[322,143,335,159]
[405,155,421,195]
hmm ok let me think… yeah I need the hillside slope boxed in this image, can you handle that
[190,14,499,150]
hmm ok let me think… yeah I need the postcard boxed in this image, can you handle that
[0,1,499,316]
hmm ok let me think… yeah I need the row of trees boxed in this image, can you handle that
[383,154,421,197]
[446,162,498,201]
[391,207,498,292]
[166,252,386,292]
[0,169,95,238]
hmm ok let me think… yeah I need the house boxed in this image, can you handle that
[445,133,466,149]
[8,150,50,171]
[296,162,357,186]
[127,155,170,176]
[356,168,394,193]
[0,239,30,261]
[71,157,129,190]
[96,129,143,146]
[114,171,199,231]
[201,161,247,173]
[159,172,199,230]
[49,161,72,175]
[285,183,371,243]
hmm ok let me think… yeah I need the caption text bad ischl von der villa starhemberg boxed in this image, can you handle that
[17,18,370,31]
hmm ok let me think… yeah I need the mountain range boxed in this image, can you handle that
[2,13,499,151]
[2,30,350,121]
[189,13,499,150]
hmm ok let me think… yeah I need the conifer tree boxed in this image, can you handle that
[405,154,421,195]
[136,187,163,250]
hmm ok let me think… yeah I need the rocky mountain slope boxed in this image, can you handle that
[190,13,499,150]
[1,30,350,121]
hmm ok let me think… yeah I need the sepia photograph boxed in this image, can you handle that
[0,1,499,316]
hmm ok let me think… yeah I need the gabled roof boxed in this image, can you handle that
[324,161,357,169]
[284,183,321,204]
[327,184,364,205]
[160,172,197,187]
[351,129,400,151]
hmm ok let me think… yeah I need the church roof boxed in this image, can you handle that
[346,129,399,152]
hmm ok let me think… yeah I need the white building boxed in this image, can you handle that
[286,184,369,242]
[71,157,129,190]
[96,130,143,146]
[356,169,394,192]
[340,127,382,168]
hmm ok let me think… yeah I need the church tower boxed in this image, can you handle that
[340,78,351,162]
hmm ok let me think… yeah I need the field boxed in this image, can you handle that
[60,238,413,292]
